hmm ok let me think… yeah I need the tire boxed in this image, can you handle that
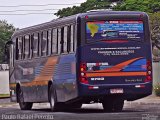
[49,84,58,111]
[17,87,33,110]
[102,97,124,112]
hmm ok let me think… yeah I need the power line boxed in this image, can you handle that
[0,9,59,13]
[0,13,55,15]
[0,3,83,15]
[0,3,81,8]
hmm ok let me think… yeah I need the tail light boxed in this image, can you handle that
[145,60,152,82]
[79,63,88,84]
[80,63,86,72]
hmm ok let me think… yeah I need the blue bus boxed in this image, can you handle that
[5,11,152,112]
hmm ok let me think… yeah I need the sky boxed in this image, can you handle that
[0,0,86,28]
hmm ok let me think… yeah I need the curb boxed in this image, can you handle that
[0,103,17,108]
[0,97,10,99]
[125,95,160,104]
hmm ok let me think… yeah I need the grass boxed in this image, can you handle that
[0,94,10,98]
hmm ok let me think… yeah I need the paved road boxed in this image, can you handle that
[0,98,10,104]
[0,96,160,120]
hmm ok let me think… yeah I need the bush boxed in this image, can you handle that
[154,83,160,96]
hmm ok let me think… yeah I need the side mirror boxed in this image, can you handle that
[3,41,13,63]
[2,55,8,64]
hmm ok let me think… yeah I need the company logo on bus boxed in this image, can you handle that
[91,77,105,81]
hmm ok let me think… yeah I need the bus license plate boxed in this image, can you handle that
[110,89,123,94]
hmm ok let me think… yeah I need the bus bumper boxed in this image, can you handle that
[78,82,152,101]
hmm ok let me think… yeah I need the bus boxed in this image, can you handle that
[5,10,152,112]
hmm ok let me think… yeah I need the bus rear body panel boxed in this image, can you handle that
[77,12,152,101]
[78,41,152,101]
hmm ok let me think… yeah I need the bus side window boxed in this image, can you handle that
[67,25,71,53]
[33,33,39,58]
[70,25,74,53]
[58,28,61,54]
[52,29,58,54]
[30,34,34,58]
[15,38,19,60]
[41,31,47,56]
[63,26,68,53]
[61,27,64,54]
[73,25,77,52]
[29,35,32,59]
[24,35,30,59]
[39,32,42,57]
[18,37,23,60]
[22,36,25,59]
[47,30,52,56]
[38,33,40,57]
[16,37,23,60]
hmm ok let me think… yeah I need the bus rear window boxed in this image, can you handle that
[86,20,144,42]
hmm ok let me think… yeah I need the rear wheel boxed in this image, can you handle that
[49,84,59,111]
[102,97,124,112]
[17,87,33,110]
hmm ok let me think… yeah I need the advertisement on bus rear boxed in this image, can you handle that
[86,21,144,41]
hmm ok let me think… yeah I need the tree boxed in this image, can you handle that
[55,0,160,17]
[55,0,111,18]
[0,20,15,63]
[113,0,160,13]
[148,12,160,60]
[149,12,160,46]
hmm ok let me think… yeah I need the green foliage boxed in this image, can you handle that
[113,0,160,13]
[0,20,15,63]
[55,0,111,18]
[55,0,160,18]
[154,83,160,96]
[149,12,160,48]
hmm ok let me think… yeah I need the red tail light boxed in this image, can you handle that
[79,63,88,84]
[145,60,152,82]
[80,63,86,72]
[80,77,88,84]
